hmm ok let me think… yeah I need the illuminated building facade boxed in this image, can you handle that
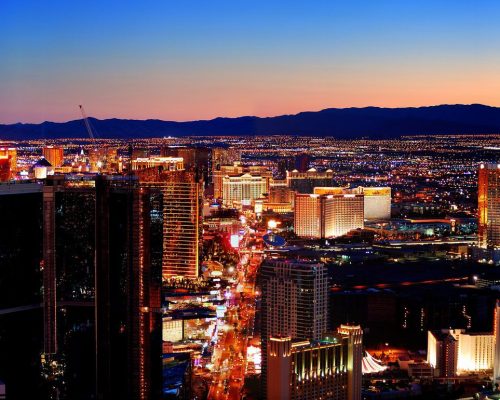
[161,146,211,184]
[261,259,328,398]
[427,330,457,378]
[214,163,271,201]
[212,147,240,169]
[269,180,292,203]
[493,300,500,384]
[131,156,184,172]
[222,173,267,207]
[42,146,64,168]
[427,328,494,377]
[0,157,10,182]
[478,163,500,248]
[268,328,362,400]
[287,168,334,194]
[137,167,203,280]
[294,193,364,238]
[358,187,392,220]
[314,186,391,220]
[263,180,293,213]
[337,325,363,400]
[0,148,17,181]
[294,194,322,237]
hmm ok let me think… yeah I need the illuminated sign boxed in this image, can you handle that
[230,234,239,248]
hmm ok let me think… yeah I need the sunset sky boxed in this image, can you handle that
[2,0,500,123]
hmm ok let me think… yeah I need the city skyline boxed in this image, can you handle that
[3,2,500,399]
[2,0,500,123]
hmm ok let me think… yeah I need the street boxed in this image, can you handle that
[207,226,263,400]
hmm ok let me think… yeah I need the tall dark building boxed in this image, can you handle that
[260,259,328,398]
[294,152,311,173]
[41,175,162,400]
[0,182,44,398]
[95,176,162,400]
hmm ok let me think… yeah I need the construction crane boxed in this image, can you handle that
[79,105,103,172]
[79,104,97,144]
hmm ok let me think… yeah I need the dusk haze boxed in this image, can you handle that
[2,0,500,123]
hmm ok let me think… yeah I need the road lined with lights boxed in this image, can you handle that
[208,225,263,400]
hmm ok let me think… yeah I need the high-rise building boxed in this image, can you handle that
[42,146,64,168]
[0,148,17,181]
[294,193,364,238]
[293,194,322,237]
[294,153,311,173]
[337,325,363,400]
[214,163,271,201]
[268,328,363,400]
[161,146,211,183]
[267,336,346,400]
[0,181,43,398]
[131,156,184,172]
[260,259,328,398]
[492,300,500,384]
[0,157,11,182]
[268,180,293,203]
[263,180,293,213]
[94,176,162,400]
[287,168,334,194]
[357,187,391,220]
[478,163,500,248]
[314,186,392,220]
[137,167,203,280]
[212,147,241,174]
[42,175,162,400]
[428,327,496,377]
[222,173,267,207]
[427,330,459,378]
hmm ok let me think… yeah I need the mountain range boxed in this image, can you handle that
[2,104,500,139]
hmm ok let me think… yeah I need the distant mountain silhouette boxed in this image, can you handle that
[2,104,500,139]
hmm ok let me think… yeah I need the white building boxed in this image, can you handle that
[428,328,494,377]
[222,173,267,207]
[314,186,391,220]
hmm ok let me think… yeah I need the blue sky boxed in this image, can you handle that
[1,0,500,123]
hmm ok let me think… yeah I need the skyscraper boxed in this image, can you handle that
[267,331,362,400]
[94,176,162,400]
[294,193,364,238]
[222,173,267,207]
[314,186,392,220]
[493,300,500,384]
[0,148,16,181]
[42,146,64,168]
[0,181,43,398]
[137,166,203,280]
[0,157,11,182]
[337,324,363,400]
[42,175,162,400]
[478,163,500,248]
[161,146,211,184]
[260,259,328,398]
